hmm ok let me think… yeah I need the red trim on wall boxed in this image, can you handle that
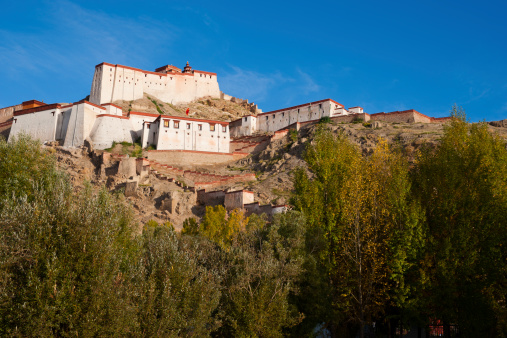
[129,111,161,118]
[160,115,229,125]
[101,103,123,110]
[258,98,344,116]
[0,120,13,128]
[194,70,217,76]
[96,62,201,77]
[225,190,254,194]
[74,100,106,110]
[96,114,129,120]
[22,99,45,106]
[155,65,182,73]
[14,103,61,116]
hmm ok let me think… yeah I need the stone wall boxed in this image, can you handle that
[220,92,262,114]
[224,190,254,210]
[244,202,288,218]
[331,113,371,123]
[197,189,226,206]
[0,120,12,140]
[370,110,430,123]
[0,104,21,124]
[147,149,248,166]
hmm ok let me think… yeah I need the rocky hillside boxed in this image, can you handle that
[113,94,256,121]
[52,113,507,231]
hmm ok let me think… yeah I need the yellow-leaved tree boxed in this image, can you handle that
[293,128,424,337]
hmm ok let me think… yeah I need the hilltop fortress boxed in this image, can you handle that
[0,60,455,220]
[1,61,450,154]
[90,62,220,105]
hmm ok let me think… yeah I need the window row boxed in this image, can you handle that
[162,120,226,132]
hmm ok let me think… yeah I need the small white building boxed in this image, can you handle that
[141,114,230,153]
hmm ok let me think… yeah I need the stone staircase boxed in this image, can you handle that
[148,160,256,190]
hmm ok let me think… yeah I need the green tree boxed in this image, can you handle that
[0,133,59,205]
[200,205,248,249]
[412,106,507,336]
[217,211,305,337]
[139,224,222,336]
[0,183,141,336]
[293,128,425,337]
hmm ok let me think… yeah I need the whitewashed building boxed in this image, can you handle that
[8,100,230,152]
[141,114,230,153]
[230,99,353,136]
[8,100,133,148]
[90,61,221,105]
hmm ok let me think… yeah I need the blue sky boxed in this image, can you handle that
[1,0,506,121]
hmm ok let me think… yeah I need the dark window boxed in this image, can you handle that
[222,126,227,132]
[174,121,179,129]
[187,123,191,129]
[244,117,247,122]
[198,124,202,131]
[210,124,215,131]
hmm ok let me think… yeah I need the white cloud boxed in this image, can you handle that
[220,65,321,106]
[295,68,320,94]
[0,0,176,79]
[220,66,286,101]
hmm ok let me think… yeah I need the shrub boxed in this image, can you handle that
[289,129,298,142]
[319,116,331,124]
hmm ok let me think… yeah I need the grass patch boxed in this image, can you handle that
[147,96,165,115]
[289,129,298,142]
[229,166,248,172]
[271,188,290,197]
[167,102,182,113]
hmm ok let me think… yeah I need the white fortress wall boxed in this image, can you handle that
[142,120,159,148]
[256,99,344,133]
[155,116,229,153]
[63,101,104,148]
[140,123,151,148]
[9,105,61,143]
[90,62,221,106]
[55,105,74,141]
[89,115,135,150]
[130,112,160,140]
[103,103,124,116]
